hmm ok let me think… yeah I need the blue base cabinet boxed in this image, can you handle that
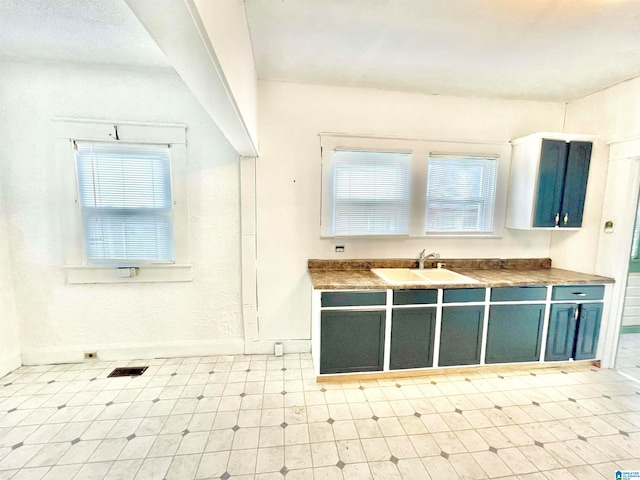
[320,310,386,374]
[314,282,606,377]
[439,306,484,367]
[486,304,545,363]
[545,303,602,361]
[574,303,602,360]
[390,307,436,370]
[545,304,577,361]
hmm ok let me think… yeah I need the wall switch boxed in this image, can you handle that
[335,245,345,253]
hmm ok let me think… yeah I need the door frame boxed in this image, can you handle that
[595,137,640,368]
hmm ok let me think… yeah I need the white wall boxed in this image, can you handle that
[194,0,259,149]
[559,77,640,367]
[0,59,243,364]
[552,77,640,274]
[0,177,21,377]
[256,81,566,341]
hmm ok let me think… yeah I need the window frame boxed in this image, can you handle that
[424,154,499,234]
[320,134,511,238]
[54,118,192,283]
[74,141,176,266]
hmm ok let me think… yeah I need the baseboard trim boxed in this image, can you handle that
[620,325,640,334]
[20,339,312,365]
[0,351,21,379]
[244,340,311,355]
[21,339,246,365]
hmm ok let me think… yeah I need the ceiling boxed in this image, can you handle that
[245,0,640,102]
[0,0,168,69]
[1,0,640,102]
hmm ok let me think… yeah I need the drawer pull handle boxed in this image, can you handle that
[573,292,587,297]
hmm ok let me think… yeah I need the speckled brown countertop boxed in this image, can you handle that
[308,258,614,290]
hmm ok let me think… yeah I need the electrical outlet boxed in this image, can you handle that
[84,352,97,360]
[335,245,345,253]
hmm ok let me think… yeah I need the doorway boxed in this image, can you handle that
[615,192,640,381]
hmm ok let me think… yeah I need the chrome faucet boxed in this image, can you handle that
[418,249,440,269]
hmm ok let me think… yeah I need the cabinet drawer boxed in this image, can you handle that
[552,285,604,301]
[490,286,547,302]
[443,288,485,303]
[321,291,386,307]
[393,289,438,305]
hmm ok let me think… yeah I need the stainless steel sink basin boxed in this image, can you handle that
[371,268,478,284]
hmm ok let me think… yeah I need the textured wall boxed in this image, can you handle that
[256,81,566,341]
[0,59,243,363]
[0,175,21,377]
[554,76,640,274]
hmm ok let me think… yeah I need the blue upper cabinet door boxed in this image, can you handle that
[533,140,568,227]
[559,141,592,228]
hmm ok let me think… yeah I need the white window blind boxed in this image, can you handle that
[75,142,175,265]
[425,155,498,233]
[332,150,411,236]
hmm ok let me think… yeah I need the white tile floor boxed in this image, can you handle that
[0,354,639,480]
[617,333,640,382]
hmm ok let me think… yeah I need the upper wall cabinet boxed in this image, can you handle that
[506,133,595,230]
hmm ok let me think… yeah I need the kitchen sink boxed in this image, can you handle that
[371,268,478,284]
[370,268,427,283]
[417,268,478,283]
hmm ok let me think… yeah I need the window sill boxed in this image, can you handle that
[64,264,192,284]
[320,233,504,239]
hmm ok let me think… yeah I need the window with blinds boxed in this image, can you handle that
[425,155,498,233]
[332,150,411,236]
[74,142,175,265]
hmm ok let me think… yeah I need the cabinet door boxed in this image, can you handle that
[559,141,592,228]
[439,306,484,366]
[545,304,577,361]
[390,308,436,370]
[320,310,385,374]
[574,303,602,360]
[486,304,545,363]
[533,139,568,227]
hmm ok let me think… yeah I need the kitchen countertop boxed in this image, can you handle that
[308,258,615,290]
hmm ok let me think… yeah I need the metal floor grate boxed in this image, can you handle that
[107,366,148,378]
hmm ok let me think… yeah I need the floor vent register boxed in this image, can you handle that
[107,366,148,378]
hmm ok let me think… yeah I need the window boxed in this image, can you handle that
[332,150,411,236]
[75,142,175,265]
[54,119,191,283]
[425,155,498,233]
[320,134,510,238]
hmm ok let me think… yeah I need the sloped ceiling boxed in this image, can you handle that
[244,0,640,101]
[2,0,640,102]
[0,0,168,68]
